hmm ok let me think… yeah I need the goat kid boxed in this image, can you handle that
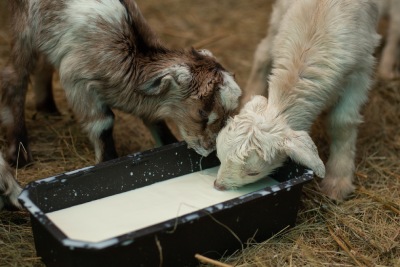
[215,0,380,201]
[242,0,399,107]
[0,0,241,167]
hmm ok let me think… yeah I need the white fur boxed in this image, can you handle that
[84,116,115,162]
[40,1,125,67]
[66,0,126,25]
[215,0,380,201]
[207,112,218,125]
[197,49,215,58]
[219,71,242,111]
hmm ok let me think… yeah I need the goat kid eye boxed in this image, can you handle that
[247,172,260,176]
[198,109,208,119]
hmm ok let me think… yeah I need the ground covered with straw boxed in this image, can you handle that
[0,1,399,266]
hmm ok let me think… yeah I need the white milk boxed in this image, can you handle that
[47,166,278,243]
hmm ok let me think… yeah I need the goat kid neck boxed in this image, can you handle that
[103,51,193,120]
[266,68,329,133]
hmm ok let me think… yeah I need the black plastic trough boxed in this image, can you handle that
[19,141,313,267]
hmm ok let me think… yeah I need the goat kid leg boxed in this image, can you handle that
[32,55,60,115]
[81,108,118,163]
[62,77,118,163]
[241,35,273,107]
[0,4,35,167]
[81,106,118,163]
[321,120,358,201]
[378,0,400,80]
[0,152,22,210]
[320,73,370,201]
[242,0,292,107]
[0,64,33,167]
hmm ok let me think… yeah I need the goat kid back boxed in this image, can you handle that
[0,0,241,167]
[215,0,380,201]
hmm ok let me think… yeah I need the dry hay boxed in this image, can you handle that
[0,1,399,267]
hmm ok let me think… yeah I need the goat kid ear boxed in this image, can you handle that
[244,95,268,114]
[281,130,326,178]
[197,49,215,58]
[137,64,191,96]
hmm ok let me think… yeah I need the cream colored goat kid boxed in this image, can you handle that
[241,0,398,106]
[215,0,380,201]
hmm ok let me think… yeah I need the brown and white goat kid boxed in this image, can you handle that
[0,0,241,167]
[215,0,380,201]
[0,151,22,210]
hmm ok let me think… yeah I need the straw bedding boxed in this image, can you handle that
[0,1,399,266]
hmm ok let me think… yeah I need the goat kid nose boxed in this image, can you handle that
[202,139,215,150]
[213,180,226,191]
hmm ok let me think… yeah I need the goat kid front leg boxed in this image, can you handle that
[320,73,370,201]
[62,77,118,163]
[81,105,118,163]
[322,120,358,201]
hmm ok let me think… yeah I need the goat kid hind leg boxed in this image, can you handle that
[0,21,35,167]
[378,0,400,80]
[320,72,372,201]
[241,0,292,107]
[241,34,273,107]
[0,54,56,168]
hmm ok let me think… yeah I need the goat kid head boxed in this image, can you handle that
[215,95,325,190]
[137,49,241,157]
